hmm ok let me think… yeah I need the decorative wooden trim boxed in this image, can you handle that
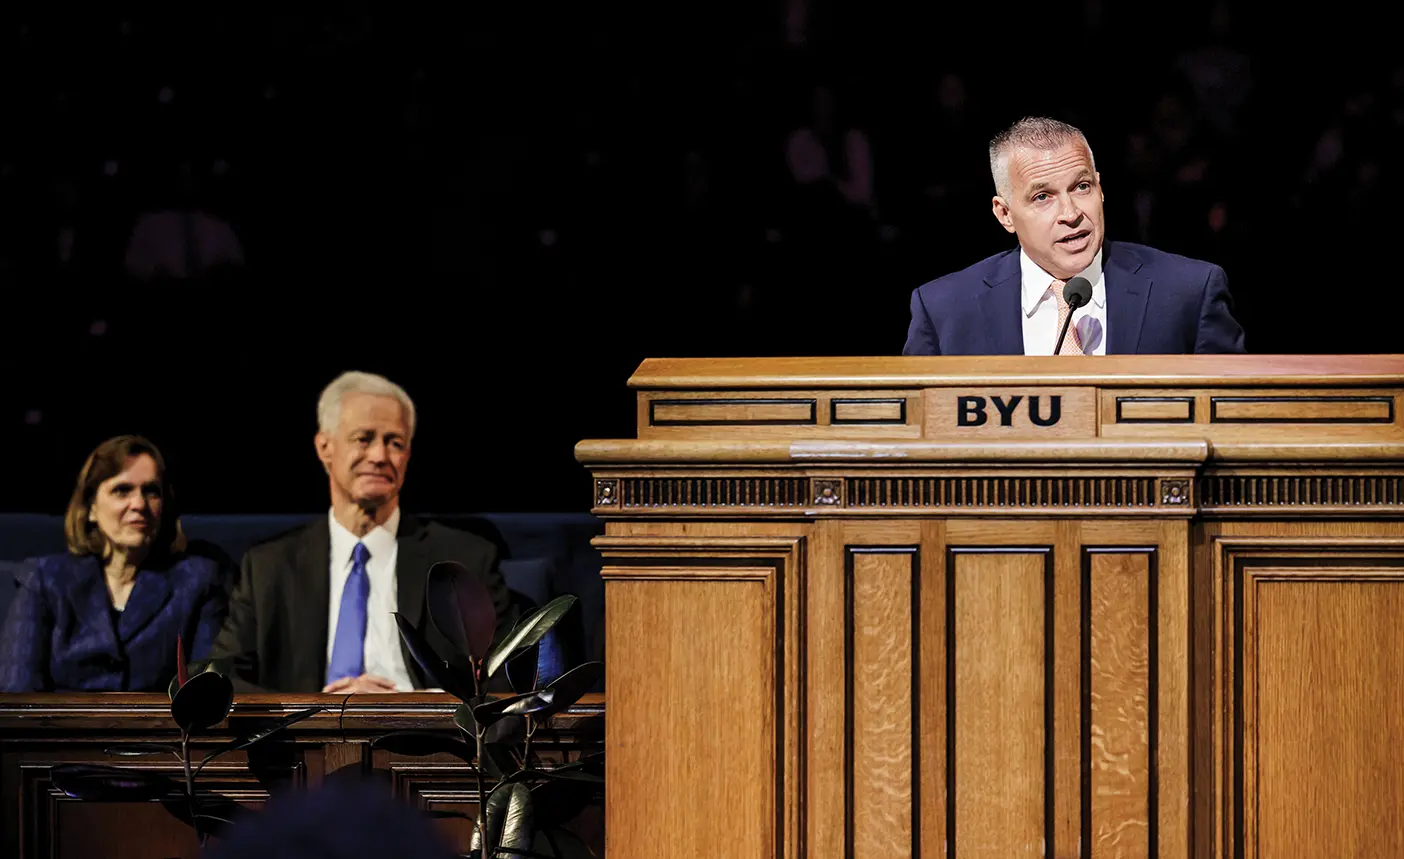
[831,398,908,425]
[1199,474,1404,514]
[1209,395,1395,424]
[604,476,811,510]
[1116,396,1196,424]
[649,398,818,426]
[814,479,844,507]
[847,475,1168,511]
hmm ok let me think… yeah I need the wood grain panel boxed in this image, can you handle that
[832,399,908,424]
[950,548,1050,859]
[1115,397,1195,423]
[605,569,776,859]
[651,398,818,426]
[917,522,948,859]
[846,547,918,859]
[1242,562,1404,858]
[1084,549,1154,859]
[627,355,1404,389]
[1211,395,1393,423]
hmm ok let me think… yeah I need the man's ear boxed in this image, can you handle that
[314,432,333,473]
[992,196,1017,234]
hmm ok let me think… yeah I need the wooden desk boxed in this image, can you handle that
[0,693,604,858]
[577,355,1404,859]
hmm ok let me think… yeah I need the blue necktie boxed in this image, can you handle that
[327,542,371,684]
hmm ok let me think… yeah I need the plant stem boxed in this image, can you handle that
[476,724,490,859]
[181,731,205,848]
[521,717,534,773]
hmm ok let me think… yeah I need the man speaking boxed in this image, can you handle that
[903,116,1245,356]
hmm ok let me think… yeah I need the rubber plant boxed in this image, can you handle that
[374,561,604,859]
[48,637,325,851]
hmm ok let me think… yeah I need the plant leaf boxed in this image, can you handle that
[103,743,179,758]
[427,561,498,664]
[170,670,235,732]
[168,659,233,702]
[471,691,553,729]
[393,612,475,701]
[483,596,577,680]
[469,782,533,854]
[49,764,178,802]
[197,707,325,773]
[370,731,475,762]
[533,768,605,785]
[481,741,521,780]
[533,662,603,722]
[550,751,604,775]
[162,797,246,836]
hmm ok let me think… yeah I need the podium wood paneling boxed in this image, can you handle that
[0,694,604,859]
[581,355,1404,859]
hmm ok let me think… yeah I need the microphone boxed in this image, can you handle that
[1053,276,1093,355]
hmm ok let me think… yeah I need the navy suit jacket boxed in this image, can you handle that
[903,240,1246,355]
[0,553,228,692]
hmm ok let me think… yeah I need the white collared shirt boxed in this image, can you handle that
[1019,246,1108,355]
[326,507,415,691]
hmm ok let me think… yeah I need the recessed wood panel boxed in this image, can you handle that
[606,571,776,859]
[832,399,908,424]
[1084,549,1156,859]
[651,398,818,426]
[949,547,1051,859]
[1211,396,1394,423]
[1115,397,1195,423]
[1242,562,1404,858]
[846,547,918,859]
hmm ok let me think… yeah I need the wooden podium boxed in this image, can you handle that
[577,355,1404,859]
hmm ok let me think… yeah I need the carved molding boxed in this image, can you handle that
[1199,474,1404,512]
[814,479,844,507]
[1161,478,1191,506]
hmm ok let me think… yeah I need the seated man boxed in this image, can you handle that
[211,371,509,693]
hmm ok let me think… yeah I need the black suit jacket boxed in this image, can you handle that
[209,513,510,693]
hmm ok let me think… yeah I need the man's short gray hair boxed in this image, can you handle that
[989,116,1096,200]
[317,371,417,439]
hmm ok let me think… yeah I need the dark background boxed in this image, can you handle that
[1,2,1398,515]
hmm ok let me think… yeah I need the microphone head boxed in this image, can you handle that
[1063,276,1093,309]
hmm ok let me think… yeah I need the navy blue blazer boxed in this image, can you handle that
[0,553,228,692]
[903,240,1246,355]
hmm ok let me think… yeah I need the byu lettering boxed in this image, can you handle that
[956,395,1062,427]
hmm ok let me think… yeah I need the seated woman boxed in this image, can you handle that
[0,435,227,692]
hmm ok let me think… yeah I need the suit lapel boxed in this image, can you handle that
[116,567,173,644]
[69,557,120,656]
[395,515,431,687]
[1105,241,1153,354]
[291,517,332,690]
[980,250,1026,355]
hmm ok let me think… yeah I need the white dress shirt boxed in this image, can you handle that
[326,507,416,691]
[1020,246,1108,355]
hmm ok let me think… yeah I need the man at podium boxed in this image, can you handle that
[903,116,1246,356]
